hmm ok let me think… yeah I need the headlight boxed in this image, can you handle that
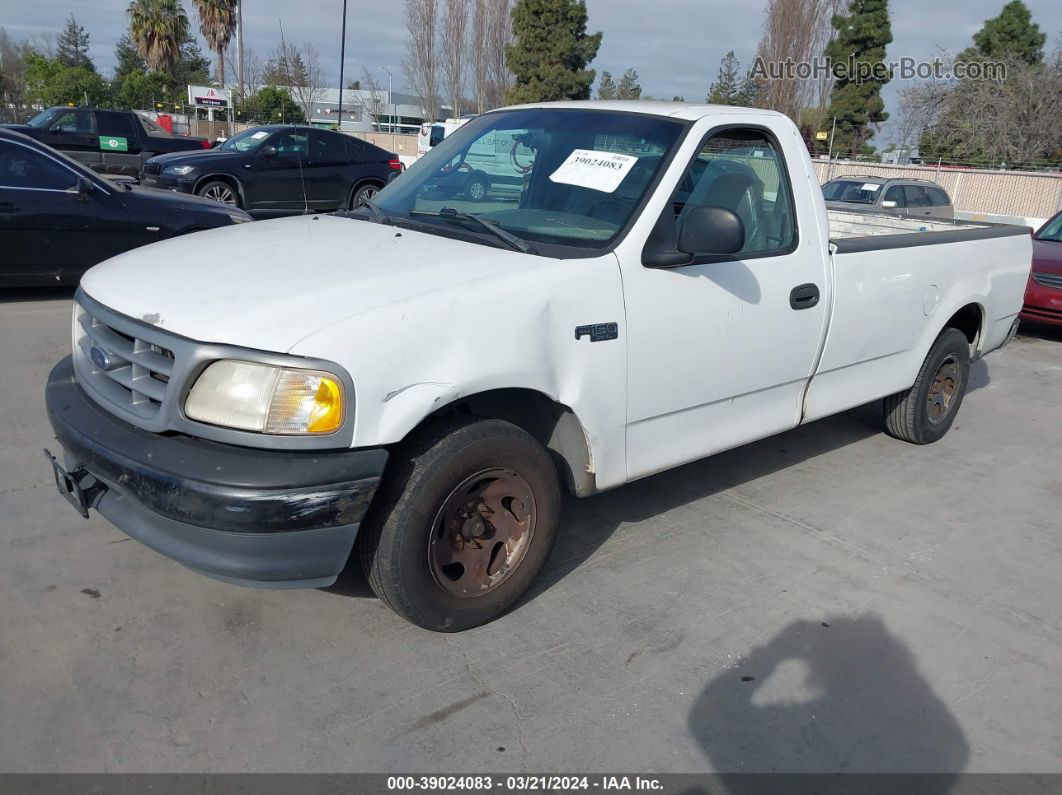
[163,165,195,176]
[185,361,345,434]
[227,212,251,224]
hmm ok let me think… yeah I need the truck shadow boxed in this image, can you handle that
[687,614,969,788]
[0,286,78,304]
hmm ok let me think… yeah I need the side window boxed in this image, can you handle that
[49,109,97,134]
[98,111,137,140]
[904,184,931,208]
[674,128,796,256]
[311,130,346,162]
[0,141,79,190]
[429,125,445,147]
[345,137,368,160]
[270,131,309,158]
[927,187,950,206]
[884,185,907,207]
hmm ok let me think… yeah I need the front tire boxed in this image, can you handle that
[464,172,489,202]
[883,327,971,444]
[359,418,561,632]
[196,179,240,207]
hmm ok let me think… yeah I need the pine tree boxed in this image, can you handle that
[505,0,602,104]
[113,34,147,81]
[617,67,641,100]
[823,0,893,157]
[708,51,741,104]
[57,15,94,71]
[597,70,617,99]
[959,0,1045,65]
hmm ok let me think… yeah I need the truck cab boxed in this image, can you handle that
[45,102,1031,632]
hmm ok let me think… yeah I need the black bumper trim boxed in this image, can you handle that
[46,356,387,534]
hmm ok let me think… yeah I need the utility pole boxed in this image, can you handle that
[337,0,347,130]
[826,116,837,180]
[381,66,394,149]
[235,0,245,101]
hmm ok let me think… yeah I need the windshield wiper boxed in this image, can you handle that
[335,197,391,226]
[411,208,537,255]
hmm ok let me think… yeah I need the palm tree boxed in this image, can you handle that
[191,0,238,86]
[127,0,190,73]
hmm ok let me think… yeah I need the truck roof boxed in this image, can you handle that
[500,99,788,122]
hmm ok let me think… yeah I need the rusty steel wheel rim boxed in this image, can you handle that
[927,353,961,424]
[428,468,537,599]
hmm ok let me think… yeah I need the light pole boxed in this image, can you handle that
[337,0,348,130]
[380,65,393,142]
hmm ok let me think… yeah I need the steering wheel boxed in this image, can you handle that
[511,140,535,174]
[586,198,631,224]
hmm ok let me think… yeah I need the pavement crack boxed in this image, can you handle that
[447,637,530,767]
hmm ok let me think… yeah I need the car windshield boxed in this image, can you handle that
[220,128,274,153]
[26,108,63,128]
[371,108,687,253]
[822,180,883,204]
[1036,212,1062,243]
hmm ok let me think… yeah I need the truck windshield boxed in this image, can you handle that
[822,180,883,204]
[26,108,63,128]
[1036,213,1062,243]
[372,108,687,253]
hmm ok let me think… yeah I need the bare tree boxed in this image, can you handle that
[266,41,326,122]
[0,28,34,122]
[752,0,842,121]
[484,0,513,110]
[441,0,469,118]
[354,66,387,130]
[225,45,264,99]
[404,0,440,121]
[894,79,948,154]
[471,0,489,112]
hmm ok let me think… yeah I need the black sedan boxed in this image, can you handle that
[0,128,252,287]
[142,125,402,217]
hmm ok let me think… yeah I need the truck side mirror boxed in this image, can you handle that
[260,145,278,158]
[678,205,745,256]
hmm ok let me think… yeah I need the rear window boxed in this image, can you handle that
[822,180,883,204]
[98,111,137,140]
[926,186,950,206]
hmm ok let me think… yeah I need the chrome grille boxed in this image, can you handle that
[73,300,176,420]
[1032,272,1062,290]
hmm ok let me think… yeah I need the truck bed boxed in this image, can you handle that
[828,210,1029,253]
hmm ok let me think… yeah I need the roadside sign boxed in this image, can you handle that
[187,85,231,108]
[99,136,129,152]
[815,131,829,141]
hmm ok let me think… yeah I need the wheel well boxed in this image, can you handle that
[417,388,595,497]
[944,303,983,349]
[194,173,243,201]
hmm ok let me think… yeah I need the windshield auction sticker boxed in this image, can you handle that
[550,149,638,193]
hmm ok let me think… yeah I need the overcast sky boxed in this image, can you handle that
[5,0,1061,144]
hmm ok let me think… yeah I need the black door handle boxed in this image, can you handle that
[790,283,820,310]
[0,201,19,213]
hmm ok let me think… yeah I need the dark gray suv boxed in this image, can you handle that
[822,176,954,219]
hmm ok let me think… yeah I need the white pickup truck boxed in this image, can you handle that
[46,101,1031,631]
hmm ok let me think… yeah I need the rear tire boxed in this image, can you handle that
[358,418,561,632]
[350,182,381,209]
[883,327,971,444]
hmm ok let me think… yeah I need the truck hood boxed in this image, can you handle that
[80,214,538,352]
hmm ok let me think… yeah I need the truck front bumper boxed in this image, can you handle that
[45,357,388,588]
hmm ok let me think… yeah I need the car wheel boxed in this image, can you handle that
[196,180,240,207]
[465,173,489,202]
[350,182,381,209]
[358,418,561,632]
[883,327,971,445]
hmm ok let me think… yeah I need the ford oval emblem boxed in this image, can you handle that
[89,345,112,370]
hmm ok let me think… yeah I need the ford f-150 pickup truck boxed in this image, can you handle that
[44,102,1032,631]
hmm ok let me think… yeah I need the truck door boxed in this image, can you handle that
[35,108,99,168]
[96,111,143,174]
[621,125,830,480]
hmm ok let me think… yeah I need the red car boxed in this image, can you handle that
[1021,211,1062,327]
